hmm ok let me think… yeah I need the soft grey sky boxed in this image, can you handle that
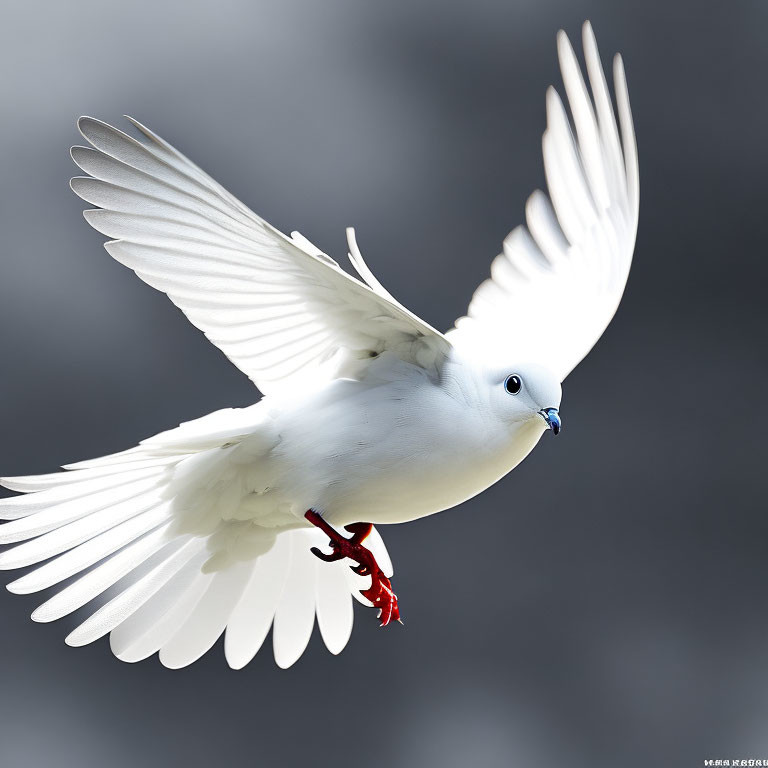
[1,2,766,767]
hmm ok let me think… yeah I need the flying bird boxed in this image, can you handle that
[0,21,638,669]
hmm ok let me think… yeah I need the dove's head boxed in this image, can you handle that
[490,361,562,434]
[450,354,562,435]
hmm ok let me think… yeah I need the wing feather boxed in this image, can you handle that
[450,22,638,380]
[71,118,450,394]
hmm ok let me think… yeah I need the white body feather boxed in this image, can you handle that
[166,351,549,535]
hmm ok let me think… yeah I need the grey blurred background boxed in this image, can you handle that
[0,1,766,766]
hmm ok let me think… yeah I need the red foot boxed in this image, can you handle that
[304,510,401,627]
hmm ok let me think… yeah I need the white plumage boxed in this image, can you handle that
[449,31,638,379]
[0,22,638,669]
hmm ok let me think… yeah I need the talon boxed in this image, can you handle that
[360,571,399,626]
[310,546,344,563]
[344,522,373,545]
[305,509,402,627]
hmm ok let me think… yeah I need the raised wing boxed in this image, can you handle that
[70,117,450,395]
[449,22,639,381]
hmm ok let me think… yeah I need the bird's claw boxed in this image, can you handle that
[361,571,400,627]
[309,545,343,563]
[305,510,402,627]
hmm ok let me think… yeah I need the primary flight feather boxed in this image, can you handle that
[0,21,637,669]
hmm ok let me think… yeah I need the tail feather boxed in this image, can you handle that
[315,551,355,655]
[110,550,213,663]
[65,535,207,647]
[224,533,291,670]
[272,531,322,670]
[0,408,396,669]
[158,560,253,669]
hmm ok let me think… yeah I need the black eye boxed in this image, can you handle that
[504,374,522,395]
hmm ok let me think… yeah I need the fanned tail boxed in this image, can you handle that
[0,408,393,669]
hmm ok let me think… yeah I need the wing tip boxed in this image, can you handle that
[544,85,563,120]
[69,144,89,162]
[76,115,113,143]
[560,21,594,49]
[0,476,28,492]
[556,27,575,60]
[65,629,90,648]
[613,52,626,80]
[6,577,33,595]
[76,115,95,134]
[526,188,547,211]
[30,605,55,624]
[69,175,94,198]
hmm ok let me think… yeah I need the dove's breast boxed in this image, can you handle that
[263,364,546,526]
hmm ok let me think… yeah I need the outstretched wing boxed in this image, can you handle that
[70,117,450,395]
[449,22,639,381]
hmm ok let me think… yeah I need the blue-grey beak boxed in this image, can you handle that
[539,408,561,435]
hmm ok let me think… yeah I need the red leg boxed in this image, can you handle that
[305,509,401,626]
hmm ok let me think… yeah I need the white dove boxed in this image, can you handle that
[0,22,637,669]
